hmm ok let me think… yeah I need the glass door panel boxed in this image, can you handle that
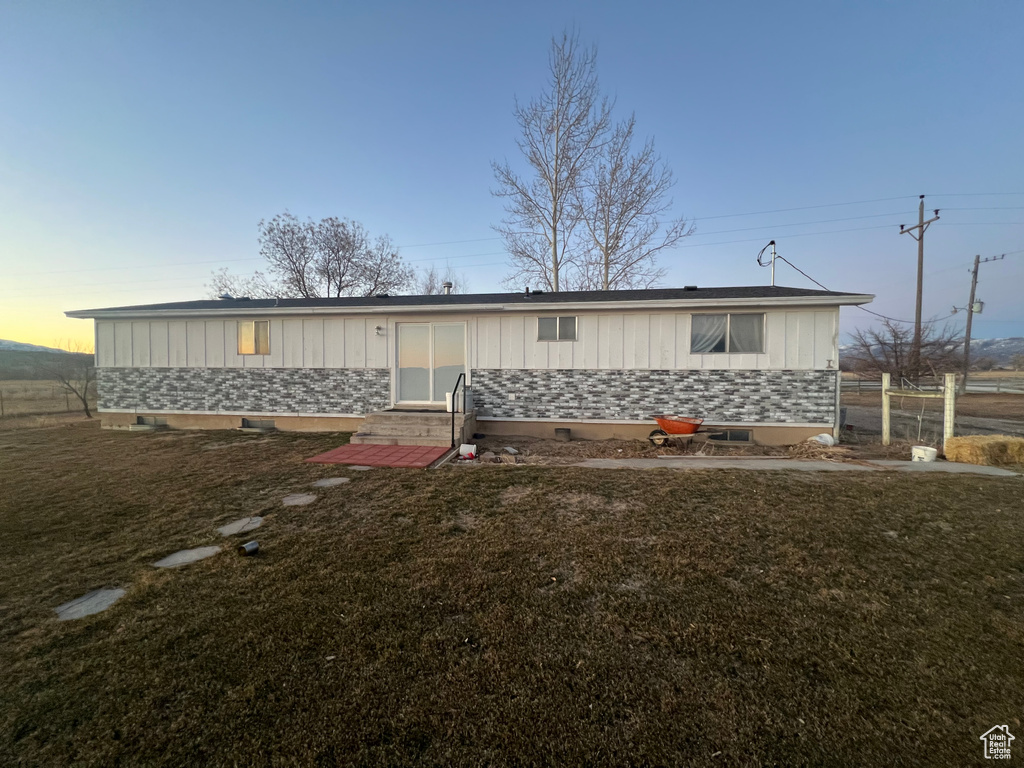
[397,324,431,402]
[432,324,466,402]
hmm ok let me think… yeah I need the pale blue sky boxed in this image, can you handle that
[1,0,1022,347]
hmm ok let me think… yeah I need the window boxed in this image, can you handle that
[538,316,577,342]
[708,429,753,443]
[690,313,764,354]
[238,320,270,355]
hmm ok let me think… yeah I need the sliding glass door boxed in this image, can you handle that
[397,323,466,404]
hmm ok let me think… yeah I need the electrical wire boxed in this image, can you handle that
[6,196,1023,278]
[771,254,955,326]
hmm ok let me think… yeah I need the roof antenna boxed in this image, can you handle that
[756,241,777,286]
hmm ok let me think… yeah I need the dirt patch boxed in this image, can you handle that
[476,434,785,465]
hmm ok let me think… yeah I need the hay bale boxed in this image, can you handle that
[944,435,1024,467]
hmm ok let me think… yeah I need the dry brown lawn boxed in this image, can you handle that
[2,422,1024,766]
[0,379,96,419]
[843,390,1024,420]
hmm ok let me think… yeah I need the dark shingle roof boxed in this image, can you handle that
[69,285,870,315]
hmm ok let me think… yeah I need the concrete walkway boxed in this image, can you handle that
[573,457,1019,477]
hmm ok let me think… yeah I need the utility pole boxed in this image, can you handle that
[900,195,940,382]
[957,253,1005,394]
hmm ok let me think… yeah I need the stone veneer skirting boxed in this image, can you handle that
[471,369,837,424]
[97,367,390,415]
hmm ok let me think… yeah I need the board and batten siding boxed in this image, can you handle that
[467,309,837,371]
[95,308,838,373]
[96,317,389,370]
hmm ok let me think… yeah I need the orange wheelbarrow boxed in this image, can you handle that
[648,414,704,446]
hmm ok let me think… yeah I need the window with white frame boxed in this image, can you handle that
[690,313,764,354]
[238,320,270,355]
[538,316,577,341]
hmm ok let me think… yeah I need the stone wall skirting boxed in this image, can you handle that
[470,368,837,424]
[97,367,390,415]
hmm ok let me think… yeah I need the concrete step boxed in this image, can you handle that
[355,423,455,438]
[349,433,453,447]
[363,411,473,427]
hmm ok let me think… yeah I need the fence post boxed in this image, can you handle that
[881,373,891,446]
[943,373,956,452]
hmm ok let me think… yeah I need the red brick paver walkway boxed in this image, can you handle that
[306,443,450,468]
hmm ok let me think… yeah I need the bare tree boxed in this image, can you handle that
[311,216,367,296]
[492,31,613,292]
[1011,353,1024,372]
[574,115,693,290]
[356,234,414,296]
[846,319,963,382]
[208,214,413,299]
[208,268,278,299]
[36,341,96,418]
[415,263,468,295]
[258,212,319,297]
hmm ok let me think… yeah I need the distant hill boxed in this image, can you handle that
[0,345,93,381]
[970,338,1024,366]
[0,340,69,354]
[840,337,1024,369]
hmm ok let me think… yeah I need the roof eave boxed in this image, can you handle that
[65,293,875,320]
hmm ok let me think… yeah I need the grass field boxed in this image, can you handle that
[0,379,97,419]
[842,389,1024,420]
[2,422,1024,765]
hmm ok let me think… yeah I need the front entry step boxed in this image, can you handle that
[350,408,476,447]
[349,434,454,447]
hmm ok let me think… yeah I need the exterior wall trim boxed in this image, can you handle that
[476,416,832,428]
[68,294,873,320]
[98,408,366,418]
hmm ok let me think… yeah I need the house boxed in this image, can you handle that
[66,285,873,446]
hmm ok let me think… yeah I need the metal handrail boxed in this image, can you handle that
[450,373,466,448]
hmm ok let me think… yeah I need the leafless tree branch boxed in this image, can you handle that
[846,319,963,381]
[35,340,96,418]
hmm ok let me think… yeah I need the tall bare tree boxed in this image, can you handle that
[415,263,468,295]
[208,268,278,300]
[35,341,96,418]
[575,115,693,290]
[209,214,413,299]
[492,31,613,292]
[846,319,963,382]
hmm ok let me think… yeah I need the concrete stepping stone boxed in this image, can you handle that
[153,546,221,568]
[312,477,350,488]
[217,516,263,536]
[282,493,318,507]
[55,588,126,621]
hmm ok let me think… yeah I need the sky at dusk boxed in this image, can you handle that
[1,0,1022,351]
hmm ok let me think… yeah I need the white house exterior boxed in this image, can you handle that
[67,285,873,444]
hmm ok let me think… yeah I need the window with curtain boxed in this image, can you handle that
[238,320,270,355]
[690,313,763,354]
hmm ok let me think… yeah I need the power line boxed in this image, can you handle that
[773,253,953,326]
[397,236,501,249]
[693,195,916,221]
[687,211,911,237]
[7,194,1024,278]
